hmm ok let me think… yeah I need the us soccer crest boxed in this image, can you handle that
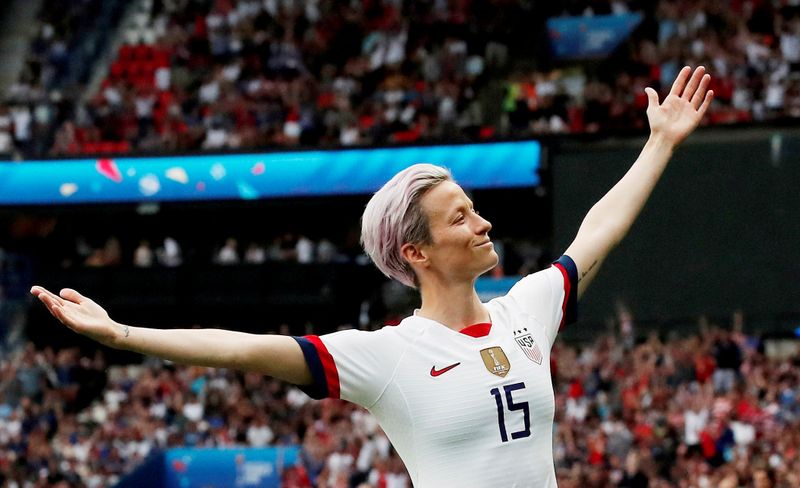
[514,327,543,365]
[480,346,510,377]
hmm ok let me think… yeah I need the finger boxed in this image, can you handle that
[644,87,659,109]
[39,294,79,330]
[48,301,75,330]
[60,288,87,305]
[682,66,706,101]
[30,285,49,298]
[50,304,73,328]
[39,294,65,320]
[697,90,714,118]
[33,286,66,307]
[691,74,711,110]
[669,66,692,97]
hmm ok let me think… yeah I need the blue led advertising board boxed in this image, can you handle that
[0,141,541,205]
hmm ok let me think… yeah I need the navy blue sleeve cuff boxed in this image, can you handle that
[292,336,329,399]
[553,255,579,327]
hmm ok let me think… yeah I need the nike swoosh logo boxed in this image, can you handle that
[430,362,461,377]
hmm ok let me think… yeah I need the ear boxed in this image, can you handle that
[400,242,428,269]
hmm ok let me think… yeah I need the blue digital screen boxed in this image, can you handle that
[548,13,643,60]
[163,447,300,488]
[0,141,541,205]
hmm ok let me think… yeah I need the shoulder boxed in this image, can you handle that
[487,257,578,342]
[322,317,426,350]
[489,265,562,311]
[374,318,429,347]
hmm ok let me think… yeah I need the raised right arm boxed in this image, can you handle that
[30,286,312,385]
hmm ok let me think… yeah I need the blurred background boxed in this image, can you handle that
[0,0,798,487]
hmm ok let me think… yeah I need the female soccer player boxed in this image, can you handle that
[32,66,713,487]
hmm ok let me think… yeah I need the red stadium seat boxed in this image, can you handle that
[567,107,584,133]
[133,44,149,60]
[142,60,157,76]
[359,115,375,130]
[317,92,335,109]
[74,127,87,143]
[119,44,134,60]
[82,142,99,154]
[157,90,174,107]
[634,92,649,110]
[392,128,420,143]
[110,61,124,79]
[98,142,115,154]
[120,60,136,77]
[153,49,171,67]
[479,126,495,140]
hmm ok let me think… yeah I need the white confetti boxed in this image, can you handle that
[139,174,161,196]
[60,183,78,197]
[210,163,226,181]
[166,167,189,184]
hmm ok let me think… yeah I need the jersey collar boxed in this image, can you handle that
[458,322,492,337]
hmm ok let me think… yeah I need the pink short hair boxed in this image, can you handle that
[361,164,453,288]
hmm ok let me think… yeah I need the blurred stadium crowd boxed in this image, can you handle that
[1,313,798,487]
[0,212,551,276]
[59,233,549,278]
[1,0,800,157]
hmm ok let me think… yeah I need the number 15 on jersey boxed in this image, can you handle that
[490,382,531,442]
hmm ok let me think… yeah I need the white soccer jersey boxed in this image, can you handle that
[294,255,578,487]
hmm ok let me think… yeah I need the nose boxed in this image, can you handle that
[475,213,492,235]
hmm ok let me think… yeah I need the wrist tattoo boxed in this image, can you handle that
[121,324,130,338]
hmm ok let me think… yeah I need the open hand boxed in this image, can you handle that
[645,66,714,146]
[30,286,123,346]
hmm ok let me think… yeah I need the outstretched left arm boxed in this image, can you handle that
[565,66,714,299]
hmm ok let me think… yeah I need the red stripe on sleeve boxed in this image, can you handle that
[553,263,571,331]
[305,335,341,399]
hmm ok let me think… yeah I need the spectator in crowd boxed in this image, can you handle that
[74,237,121,269]
[133,239,154,268]
[156,236,182,267]
[0,107,13,155]
[316,238,338,263]
[296,235,315,265]
[712,329,743,393]
[214,237,240,265]
[684,394,709,459]
[247,412,274,447]
[244,241,267,264]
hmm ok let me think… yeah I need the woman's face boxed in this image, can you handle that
[415,180,498,283]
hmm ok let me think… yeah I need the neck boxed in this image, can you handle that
[416,278,489,332]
